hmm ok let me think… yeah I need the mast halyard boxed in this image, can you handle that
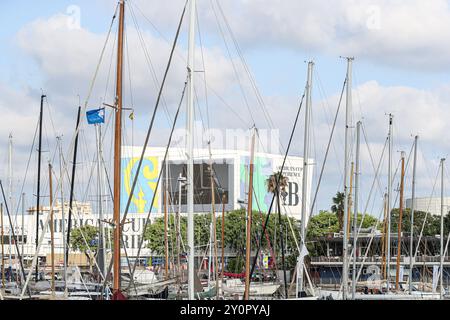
[186,0,196,301]
[96,124,106,279]
[112,0,125,299]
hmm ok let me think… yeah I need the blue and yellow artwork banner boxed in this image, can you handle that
[121,156,159,214]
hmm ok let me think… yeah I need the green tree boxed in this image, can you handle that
[70,225,112,271]
[389,208,449,236]
[307,210,340,239]
[306,210,379,257]
[143,210,300,272]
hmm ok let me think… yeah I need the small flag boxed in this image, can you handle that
[86,108,105,124]
[129,111,134,121]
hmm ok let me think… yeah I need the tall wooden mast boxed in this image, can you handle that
[113,0,125,297]
[244,129,256,300]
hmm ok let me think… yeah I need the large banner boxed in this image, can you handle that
[239,156,304,216]
[121,156,159,214]
[240,156,273,212]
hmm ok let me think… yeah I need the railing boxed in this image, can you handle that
[310,256,450,263]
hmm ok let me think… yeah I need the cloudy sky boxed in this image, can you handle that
[1,0,450,219]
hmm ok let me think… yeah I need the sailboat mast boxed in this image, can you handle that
[186,0,196,300]
[409,135,418,294]
[8,133,13,273]
[395,151,405,291]
[221,194,225,284]
[65,106,81,277]
[440,158,445,300]
[381,193,388,279]
[299,61,313,295]
[21,193,25,270]
[386,114,393,293]
[1,203,4,287]
[56,136,67,290]
[177,173,183,287]
[164,161,169,280]
[209,150,219,298]
[113,0,125,296]
[48,163,55,295]
[244,128,256,300]
[35,94,45,282]
[342,57,353,299]
[352,121,361,299]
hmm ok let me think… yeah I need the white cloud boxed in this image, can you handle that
[129,0,450,71]
[4,3,450,214]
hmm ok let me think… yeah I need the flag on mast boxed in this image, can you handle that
[86,108,105,124]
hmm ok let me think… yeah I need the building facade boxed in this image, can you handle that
[1,147,313,261]
[405,197,450,216]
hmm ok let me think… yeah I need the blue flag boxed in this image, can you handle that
[86,108,105,124]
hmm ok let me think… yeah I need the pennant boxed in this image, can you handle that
[86,108,105,124]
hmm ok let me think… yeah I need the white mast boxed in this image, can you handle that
[21,193,25,266]
[342,57,353,300]
[352,121,361,299]
[440,158,445,300]
[186,0,196,300]
[386,114,393,293]
[8,133,13,271]
[57,136,67,291]
[299,60,313,296]
[409,135,418,294]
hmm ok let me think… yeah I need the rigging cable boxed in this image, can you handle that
[308,78,346,220]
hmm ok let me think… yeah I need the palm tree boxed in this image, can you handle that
[266,171,289,195]
[331,192,345,231]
